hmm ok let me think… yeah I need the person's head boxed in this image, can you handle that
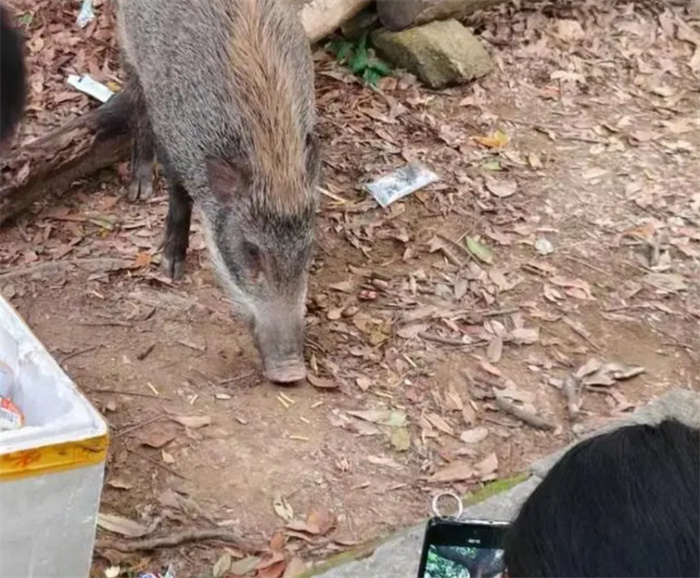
[504,418,700,577]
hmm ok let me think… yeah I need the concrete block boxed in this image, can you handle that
[308,475,541,577]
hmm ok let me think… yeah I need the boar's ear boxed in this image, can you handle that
[205,156,251,205]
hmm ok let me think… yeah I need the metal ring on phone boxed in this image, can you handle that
[431,491,464,520]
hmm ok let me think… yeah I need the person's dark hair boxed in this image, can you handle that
[1,2,27,143]
[504,418,700,577]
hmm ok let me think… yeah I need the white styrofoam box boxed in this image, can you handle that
[0,295,109,578]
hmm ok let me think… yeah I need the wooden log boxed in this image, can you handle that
[0,93,131,226]
[0,132,130,225]
[0,0,369,226]
[299,0,372,43]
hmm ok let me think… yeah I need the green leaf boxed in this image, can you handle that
[337,43,352,63]
[19,12,33,27]
[349,46,368,73]
[466,237,494,264]
[357,30,369,52]
[482,158,502,171]
[390,428,411,452]
[329,39,353,64]
[363,68,381,87]
[369,59,392,76]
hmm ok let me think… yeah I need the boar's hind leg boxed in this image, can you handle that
[122,60,155,202]
[161,175,193,281]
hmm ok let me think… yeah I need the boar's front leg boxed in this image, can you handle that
[161,172,193,281]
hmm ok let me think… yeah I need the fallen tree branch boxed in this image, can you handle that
[0,91,132,226]
[562,376,582,418]
[494,395,555,431]
[94,528,261,553]
[419,332,488,348]
[0,257,133,281]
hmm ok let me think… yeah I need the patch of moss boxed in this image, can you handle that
[463,472,530,506]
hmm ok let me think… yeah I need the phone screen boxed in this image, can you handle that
[416,518,509,578]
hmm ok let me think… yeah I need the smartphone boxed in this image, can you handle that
[416,518,510,578]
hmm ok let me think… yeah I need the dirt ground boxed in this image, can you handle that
[1,1,698,577]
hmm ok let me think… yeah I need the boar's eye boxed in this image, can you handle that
[241,240,263,275]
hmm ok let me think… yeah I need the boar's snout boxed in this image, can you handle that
[254,309,307,384]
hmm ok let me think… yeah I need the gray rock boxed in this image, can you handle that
[376,0,510,31]
[372,19,493,88]
[340,7,379,40]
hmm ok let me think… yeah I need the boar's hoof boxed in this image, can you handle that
[127,169,154,203]
[264,363,307,385]
[160,253,186,281]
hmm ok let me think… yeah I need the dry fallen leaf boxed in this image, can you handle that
[306,506,336,535]
[556,19,585,41]
[487,336,503,362]
[390,427,411,452]
[367,455,403,469]
[273,494,294,523]
[158,488,182,510]
[132,251,151,269]
[430,461,474,483]
[212,553,232,578]
[139,428,175,449]
[473,129,510,149]
[229,556,262,576]
[258,561,287,578]
[347,409,407,427]
[575,358,604,380]
[485,176,518,198]
[466,236,494,264]
[172,415,212,429]
[307,373,339,390]
[462,404,477,426]
[582,362,646,387]
[479,359,502,377]
[107,478,133,490]
[643,272,687,293]
[445,383,464,411]
[550,276,594,300]
[97,513,150,538]
[460,427,489,444]
[355,376,372,391]
[509,327,539,345]
[425,413,456,436]
[283,557,307,578]
[475,452,499,480]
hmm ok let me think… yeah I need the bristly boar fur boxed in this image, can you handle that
[117,0,321,383]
